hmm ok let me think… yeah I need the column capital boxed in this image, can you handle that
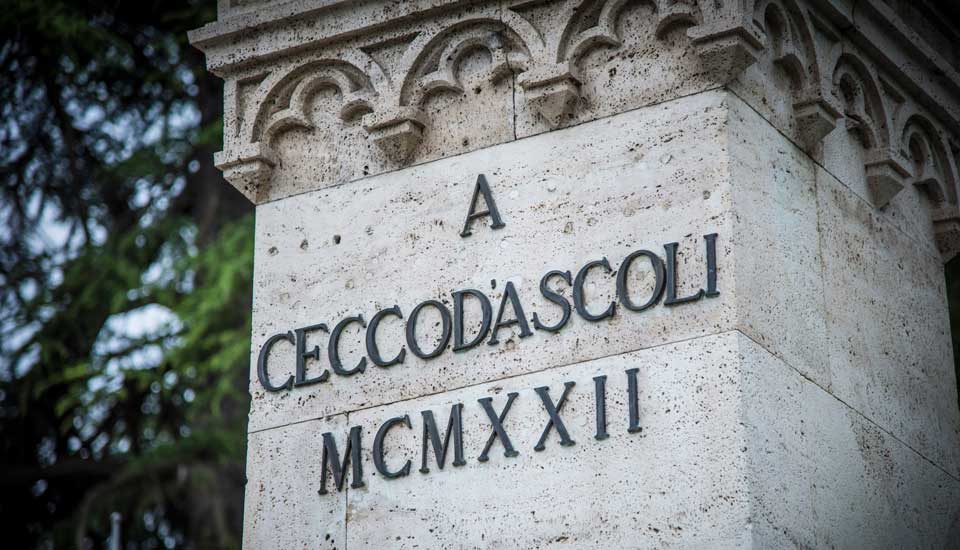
[191,0,960,260]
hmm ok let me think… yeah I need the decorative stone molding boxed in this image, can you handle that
[518,67,581,129]
[190,0,960,259]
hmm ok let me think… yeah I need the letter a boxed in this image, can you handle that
[460,174,505,237]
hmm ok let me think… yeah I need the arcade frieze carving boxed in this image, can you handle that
[201,0,960,259]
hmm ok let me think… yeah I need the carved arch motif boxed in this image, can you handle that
[215,59,377,200]
[253,63,375,146]
[217,0,772,183]
[687,0,765,84]
[935,139,960,258]
[400,24,529,106]
[755,0,807,89]
[519,0,702,128]
[900,115,955,204]
[517,0,637,128]
[752,0,841,149]
[832,54,909,207]
[362,18,535,163]
[893,112,960,258]
[209,0,960,259]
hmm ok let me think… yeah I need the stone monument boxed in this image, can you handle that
[189,0,960,547]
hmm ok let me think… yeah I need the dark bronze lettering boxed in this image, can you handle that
[260,233,722,394]
[573,258,616,321]
[419,404,466,473]
[452,289,492,352]
[257,332,295,392]
[294,323,329,387]
[460,174,505,238]
[533,382,576,450]
[616,250,666,312]
[319,426,365,495]
[626,368,641,433]
[366,305,406,368]
[663,242,705,306]
[704,233,720,297]
[405,300,452,359]
[532,270,572,332]
[488,281,533,345]
[329,314,368,376]
[477,392,520,461]
[593,375,608,441]
[373,415,412,479]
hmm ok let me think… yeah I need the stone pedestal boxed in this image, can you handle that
[191,1,960,547]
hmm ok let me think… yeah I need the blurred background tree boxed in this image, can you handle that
[0,1,252,548]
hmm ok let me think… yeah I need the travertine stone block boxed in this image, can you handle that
[249,91,735,433]
[739,332,960,549]
[511,1,714,138]
[816,166,960,477]
[243,414,348,550]
[249,90,960,484]
[345,332,752,549]
[241,331,960,548]
[726,93,829,381]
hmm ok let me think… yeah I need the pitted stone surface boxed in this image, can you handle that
[191,0,960,264]
[738,332,960,549]
[249,90,960,485]
[243,414,348,550]
[249,91,734,433]
[242,331,960,549]
[190,1,960,546]
[816,166,960,477]
[726,93,829,382]
[344,332,752,549]
[728,92,960,479]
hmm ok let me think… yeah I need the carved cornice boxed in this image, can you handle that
[190,0,960,260]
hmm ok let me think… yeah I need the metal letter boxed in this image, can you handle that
[256,332,295,392]
[420,404,466,473]
[616,250,666,312]
[318,426,365,495]
[532,270,573,332]
[573,258,616,321]
[452,289,492,352]
[328,314,368,376]
[373,415,412,479]
[366,305,406,368]
[704,233,720,298]
[460,174,506,238]
[626,368,641,433]
[405,300,452,359]
[593,375,609,441]
[533,382,576,451]
[294,323,330,387]
[477,392,520,461]
[663,242,705,306]
[488,281,533,345]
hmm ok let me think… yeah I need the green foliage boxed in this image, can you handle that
[0,1,252,548]
[71,216,253,549]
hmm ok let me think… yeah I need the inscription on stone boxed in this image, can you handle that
[252,202,720,493]
[256,232,720,395]
[460,173,505,238]
[318,369,645,495]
